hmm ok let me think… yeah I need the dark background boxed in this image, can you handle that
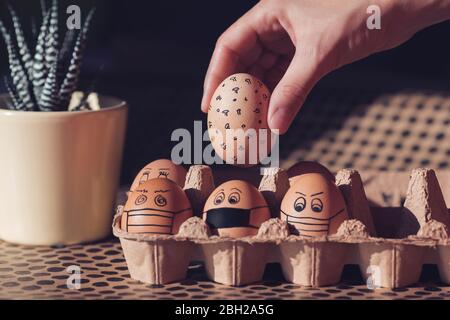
[1,0,450,183]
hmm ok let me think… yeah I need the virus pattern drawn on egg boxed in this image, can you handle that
[207,73,272,166]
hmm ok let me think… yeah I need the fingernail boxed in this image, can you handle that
[269,106,291,135]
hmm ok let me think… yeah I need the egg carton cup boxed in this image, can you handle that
[113,165,450,288]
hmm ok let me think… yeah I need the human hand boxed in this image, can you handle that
[201,0,450,134]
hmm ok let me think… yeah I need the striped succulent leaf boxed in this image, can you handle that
[4,75,23,110]
[39,61,60,111]
[1,3,95,112]
[8,5,34,83]
[57,29,77,83]
[44,0,59,71]
[40,0,48,19]
[59,8,95,106]
[0,20,35,111]
[32,9,51,97]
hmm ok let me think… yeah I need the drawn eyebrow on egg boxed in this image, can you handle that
[245,78,252,85]
[222,110,229,116]
[232,87,240,94]
[230,76,237,81]
[155,189,170,193]
[216,95,222,101]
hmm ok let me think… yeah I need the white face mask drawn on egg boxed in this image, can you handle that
[280,208,346,237]
[124,206,192,235]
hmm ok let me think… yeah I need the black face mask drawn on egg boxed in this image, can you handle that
[205,206,267,229]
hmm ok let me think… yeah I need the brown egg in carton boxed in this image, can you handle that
[112,166,450,288]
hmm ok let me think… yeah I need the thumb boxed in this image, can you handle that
[268,52,323,134]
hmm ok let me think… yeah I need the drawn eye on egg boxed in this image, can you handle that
[214,191,225,205]
[236,109,242,115]
[139,171,150,184]
[294,196,306,212]
[222,110,229,116]
[216,95,222,101]
[154,194,167,207]
[232,87,240,94]
[135,194,148,206]
[158,170,169,178]
[228,192,241,204]
[245,78,252,85]
[225,123,230,129]
[311,198,324,212]
[230,76,237,81]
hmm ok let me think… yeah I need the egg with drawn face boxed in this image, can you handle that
[280,173,349,237]
[207,73,272,167]
[122,178,193,235]
[287,161,335,185]
[130,159,187,191]
[203,180,271,237]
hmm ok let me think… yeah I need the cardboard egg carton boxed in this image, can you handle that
[112,166,450,288]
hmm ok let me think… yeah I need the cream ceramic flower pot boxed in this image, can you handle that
[0,95,128,245]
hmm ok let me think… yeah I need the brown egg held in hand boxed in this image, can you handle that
[287,161,335,184]
[122,178,193,235]
[203,180,271,237]
[130,159,187,191]
[280,173,349,237]
[208,73,272,167]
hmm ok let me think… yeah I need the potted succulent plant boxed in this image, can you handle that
[0,1,128,245]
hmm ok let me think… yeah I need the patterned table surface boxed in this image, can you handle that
[0,239,449,300]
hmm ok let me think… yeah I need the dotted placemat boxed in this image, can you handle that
[280,90,450,172]
[0,239,449,300]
